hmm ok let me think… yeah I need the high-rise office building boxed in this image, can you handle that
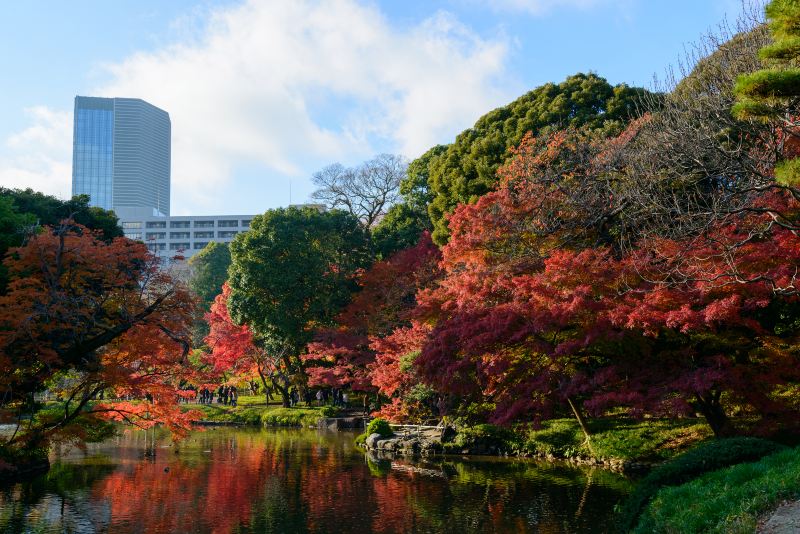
[72,96,171,216]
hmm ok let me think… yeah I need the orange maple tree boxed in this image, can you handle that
[0,221,200,453]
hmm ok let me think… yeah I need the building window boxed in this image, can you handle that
[170,232,190,239]
[218,231,238,238]
[218,220,238,228]
[121,221,142,229]
[193,242,209,250]
[194,220,215,228]
[241,220,251,228]
[194,231,214,239]
[126,233,142,240]
[170,221,190,228]
[146,232,166,240]
[146,221,166,229]
[169,242,190,251]
[155,243,166,251]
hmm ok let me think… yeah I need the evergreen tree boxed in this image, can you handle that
[734,0,800,184]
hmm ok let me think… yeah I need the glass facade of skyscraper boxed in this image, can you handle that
[71,96,171,215]
[71,97,114,210]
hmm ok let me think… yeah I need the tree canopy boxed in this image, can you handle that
[0,221,197,453]
[189,242,231,311]
[420,73,652,243]
[0,189,122,294]
[734,0,800,185]
[310,154,406,229]
[226,207,372,405]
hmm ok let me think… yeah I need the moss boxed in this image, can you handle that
[634,446,800,533]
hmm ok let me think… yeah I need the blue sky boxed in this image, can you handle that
[0,0,754,215]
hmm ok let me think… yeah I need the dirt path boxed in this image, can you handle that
[758,501,800,533]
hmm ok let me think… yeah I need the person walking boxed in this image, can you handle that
[342,391,349,409]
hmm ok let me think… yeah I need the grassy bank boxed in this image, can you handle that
[440,417,712,462]
[185,399,324,428]
[634,446,800,533]
[517,417,711,462]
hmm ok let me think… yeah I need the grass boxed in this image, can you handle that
[184,400,324,428]
[518,417,712,461]
[634,446,800,533]
[616,437,787,532]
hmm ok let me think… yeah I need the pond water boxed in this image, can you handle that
[0,427,631,533]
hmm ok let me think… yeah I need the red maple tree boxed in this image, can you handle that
[0,221,200,452]
[204,283,293,403]
[303,233,440,395]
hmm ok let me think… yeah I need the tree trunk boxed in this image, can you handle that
[566,396,595,457]
[256,368,271,406]
[268,372,290,408]
[695,392,736,437]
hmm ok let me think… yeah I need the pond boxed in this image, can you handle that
[0,427,631,533]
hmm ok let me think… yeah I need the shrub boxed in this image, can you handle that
[366,418,393,437]
[319,405,339,417]
[260,408,321,427]
[617,437,786,532]
[454,424,513,448]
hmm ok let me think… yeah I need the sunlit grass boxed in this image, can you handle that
[185,402,323,427]
[520,417,712,461]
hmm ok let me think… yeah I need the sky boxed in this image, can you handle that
[0,0,756,216]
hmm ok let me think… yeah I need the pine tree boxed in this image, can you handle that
[734,0,800,184]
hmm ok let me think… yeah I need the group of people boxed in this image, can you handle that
[189,384,356,410]
[197,385,238,406]
[314,388,349,408]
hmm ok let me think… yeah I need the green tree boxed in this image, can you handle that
[0,188,122,241]
[419,73,651,243]
[189,242,231,310]
[0,197,36,292]
[0,189,121,294]
[188,242,232,344]
[227,207,372,406]
[734,0,800,185]
[371,145,446,258]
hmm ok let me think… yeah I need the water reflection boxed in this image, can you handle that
[0,428,631,533]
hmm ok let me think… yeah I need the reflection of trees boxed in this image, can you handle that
[0,429,631,533]
[0,462,116,533]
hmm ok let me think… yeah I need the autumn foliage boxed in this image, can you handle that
[204,283,292,398]
[408,123,800,436]
[0,221,199,451]
[303,233,440,417]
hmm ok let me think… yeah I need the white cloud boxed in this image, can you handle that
[0,107,72,199]
[479,0,605,15]
[1,0,512,214]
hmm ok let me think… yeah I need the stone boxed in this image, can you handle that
[365,433,383,449]
[759,501,800,534]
